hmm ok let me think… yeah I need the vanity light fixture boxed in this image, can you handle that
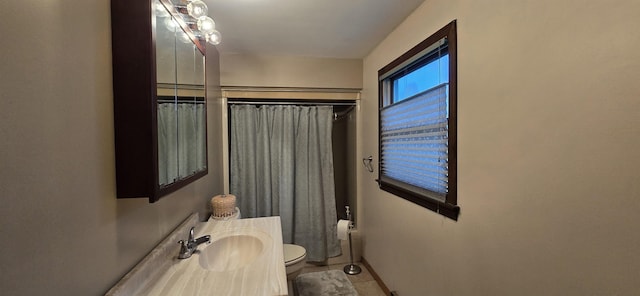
[197,16,216,34]
[177,31,193,44]
[205,30,222,45]
[186,0,208,18]
[164,17,179,32]
[155,2,171,17]
[165,0,222,46]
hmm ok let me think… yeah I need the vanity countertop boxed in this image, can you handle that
[139,216,288,296]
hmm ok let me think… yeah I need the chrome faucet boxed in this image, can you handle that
[177,226,211,259]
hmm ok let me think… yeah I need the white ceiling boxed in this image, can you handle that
[203,0,426,59]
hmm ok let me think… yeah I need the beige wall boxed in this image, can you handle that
[361,0,640,295]
[0,1,223,295]
[220,53,362,89]
[4,0,639,295]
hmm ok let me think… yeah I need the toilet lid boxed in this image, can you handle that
[283,244,306,264]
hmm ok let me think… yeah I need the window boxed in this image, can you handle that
[378,21,459,220]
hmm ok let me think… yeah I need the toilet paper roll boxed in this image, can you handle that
[337,219,351,240]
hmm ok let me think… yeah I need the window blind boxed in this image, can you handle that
[380,83,448,202]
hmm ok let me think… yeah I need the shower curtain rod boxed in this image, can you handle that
[228,100,356,106]
[158,100,205,104]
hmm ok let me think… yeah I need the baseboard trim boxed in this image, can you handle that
[361,257,391,296]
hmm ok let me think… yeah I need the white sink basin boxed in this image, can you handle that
[198,229,273,272]
[136,217,287,295]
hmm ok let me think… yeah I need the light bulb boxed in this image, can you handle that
[206,30,221,45]
[164,17,179,32]
[177,31,192,44]
[155,2,170,18]
[197,16,216,34]
[187,0,208,19]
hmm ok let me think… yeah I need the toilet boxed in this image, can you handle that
[283,243,307,279]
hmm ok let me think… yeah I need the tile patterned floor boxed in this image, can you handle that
[297,262,387,296]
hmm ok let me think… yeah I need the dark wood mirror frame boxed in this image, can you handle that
[111,0,208,202]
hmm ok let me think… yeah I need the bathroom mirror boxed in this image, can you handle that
[111,0,208,202]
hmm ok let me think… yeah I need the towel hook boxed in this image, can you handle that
[362,156,374,173]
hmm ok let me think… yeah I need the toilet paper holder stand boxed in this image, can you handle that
[343,206,362,275]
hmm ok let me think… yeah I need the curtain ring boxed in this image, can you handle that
[362,156,374,173]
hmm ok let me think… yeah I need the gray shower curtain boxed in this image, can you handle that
[158,103,206,186]
[230,104,341,262]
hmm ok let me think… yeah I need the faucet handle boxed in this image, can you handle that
[177,240,190,259]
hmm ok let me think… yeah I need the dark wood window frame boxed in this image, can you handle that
[377,20,459,220]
